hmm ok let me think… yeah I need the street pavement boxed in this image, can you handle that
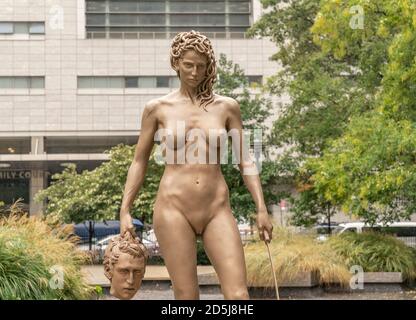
[82,265,416,300]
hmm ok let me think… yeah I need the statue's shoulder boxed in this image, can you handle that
[143,94,174,116]
[213,94,240,114]
[142,98,159,116]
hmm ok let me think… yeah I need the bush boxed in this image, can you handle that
[197,239,211,265]
[149,240,210,265]
[327,232,416,280]
[147,255,165,265]
[0,213,94,300]
[245,227,416,288]
[245,227,351,287]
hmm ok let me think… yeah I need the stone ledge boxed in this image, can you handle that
[249,271,320,288]
[198,273,219,285]
[363,272,403,283]
[247,271,404,288]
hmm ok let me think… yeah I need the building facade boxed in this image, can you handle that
[0,0,279,215]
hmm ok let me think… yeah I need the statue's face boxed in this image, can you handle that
[177,50,208,87]
[109,252,145,300]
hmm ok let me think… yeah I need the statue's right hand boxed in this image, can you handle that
[120,211,136,236]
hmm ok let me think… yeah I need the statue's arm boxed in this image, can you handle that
[225,98,273,242]
[119,100,159,234]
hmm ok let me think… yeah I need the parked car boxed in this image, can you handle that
[237,223,254,243]
[316,221,416,248]
[73,219,144,245]
[313,222,340,240]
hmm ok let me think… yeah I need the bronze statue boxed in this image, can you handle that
[103,232,148,300]
[119,30,273,300]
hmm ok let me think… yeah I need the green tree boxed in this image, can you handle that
[248,0,416,225]
[247,0,377,156]
[309,115,416,225]
[246,0,368,224]
[305,0,416,224]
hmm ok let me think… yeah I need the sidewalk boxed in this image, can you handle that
[82,265,218,287]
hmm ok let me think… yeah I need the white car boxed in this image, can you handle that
[317,221,416,248]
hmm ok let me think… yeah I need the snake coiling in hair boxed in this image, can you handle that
[103,232,148,280]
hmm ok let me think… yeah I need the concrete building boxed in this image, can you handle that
[0,0,280,215]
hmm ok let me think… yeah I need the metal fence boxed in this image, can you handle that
[398,237,416,249]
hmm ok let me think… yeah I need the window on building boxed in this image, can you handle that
[109,77,124,88]
[170,1,198,13]
[138,77,156,88]
[78,75,260,90]
[229,1,250,13]
[0,77,12,88]
[138,1,165,12]
[45,136,138,154]
[0,22,45,35]
[93,77,109,88]
[110,1,140,12]
[29,22,45,34]
[198,14,225,26]
[170,77,180,88]
[86,0,251,39]
[87,14,107,26]
[14,22,29,34]
[0,138,31,154]
[156,76,170,88]
[247,75,263,86]
[139,14,165,25]
[86,1,107,12]
[170,14,198,26]
[229,14,250,26]
[199,2,225,13]
[0,77,45,89]
[125,77,139,88]
[78,77,93,88]
[0,22,13,34]
[14,77,30,89]
[31,77,45,88]
[0,177,30,206]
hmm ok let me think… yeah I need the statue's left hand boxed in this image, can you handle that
[120,210,136,236]
[256,210,273,243]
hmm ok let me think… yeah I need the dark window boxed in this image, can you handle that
[138,1,165,12]
[87,1,107,12]
[0,175,30,205]
[229,14,250,26]
[125,77,139,88]
[86,0,251,38]
[87,14,107,26]
[198,14,225,26]
[156,76,170,88]
[247,76,263,86]
[229,1,250,13]
[45,136,138,154]
[0,138,31,154]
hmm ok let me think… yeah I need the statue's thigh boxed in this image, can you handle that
[153,208,199,298]
[202,211,248,294]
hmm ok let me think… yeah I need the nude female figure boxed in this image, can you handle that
[119,30,273,300]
